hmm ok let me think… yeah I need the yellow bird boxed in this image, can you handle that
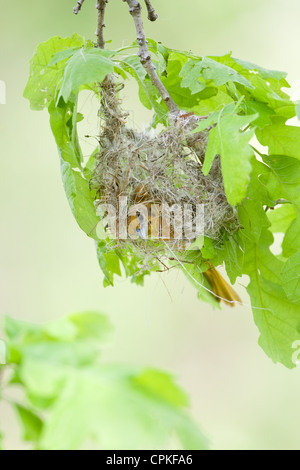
[127,184,241,306]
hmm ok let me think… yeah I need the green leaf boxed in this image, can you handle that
[256,125,300,161]
[246,156,275,207]
[237,202,300,368]
[203,113,257,206]
[49,101,82,168]
[192,90,233,116]
[260,154,300,207]
[212,54,293,110]
[68,311,112,341]
[267,204,296,233]
[117,246,150,285]
[238,199,271,243]
[4,312,111,370]
[281,250,300,302]
[146,38,170,64]
[14,405,43,443]
[201,237,216,259]
[82,148,98,179]
[245,101,275,127]
[162,52,241,115]
[181,57,253,93]
[238,202,275,268]
[208,53,295,120]
[223,236,243,284]
[96,240,151,287]
[24,34,85,110]
[180,60,207,94]
[248,277,300,368]
[4,316,39,342]
[18,358,207,450]
[162,53,218,110]
[59,48,115,103]
[282,215,300,258]
[132,369,188,408]
[96,242,122,286]
[60,160,100,241]
[231,57,287,81]
[191,110,221,132]
[48,100,100,240]
[12,338,207,450]
[48,47,82,66]
[186,236,204,251]
[44,317,78,341]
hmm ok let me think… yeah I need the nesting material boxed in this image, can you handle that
[90,77,238,260]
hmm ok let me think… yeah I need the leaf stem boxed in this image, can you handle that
[123,0,179,117]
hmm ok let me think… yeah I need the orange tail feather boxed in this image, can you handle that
[203,268,241,307]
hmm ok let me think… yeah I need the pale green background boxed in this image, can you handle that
[1,0,300,450]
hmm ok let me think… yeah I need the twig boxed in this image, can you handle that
[96,0,108,49]
[144,0,158,21]
[123,0,179,117]
[95,1,126,139]
[73,0,86,14]
[168,257,194,265]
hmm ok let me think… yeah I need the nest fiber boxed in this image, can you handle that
[91,78,238,255]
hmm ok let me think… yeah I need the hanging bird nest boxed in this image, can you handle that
[90,77,239,259]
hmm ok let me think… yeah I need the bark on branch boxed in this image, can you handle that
[73,0,86,14]
[123,0,179,117]
[96,0,109,49]
[143,0,158,21]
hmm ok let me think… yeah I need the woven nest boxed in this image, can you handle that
[90,77,238,260]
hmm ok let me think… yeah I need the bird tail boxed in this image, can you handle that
[203,267,241,307]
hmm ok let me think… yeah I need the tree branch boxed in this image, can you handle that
[73,0,86,14]
[96,0,109,49]
[143,0,158,21]
[123,0,179,117]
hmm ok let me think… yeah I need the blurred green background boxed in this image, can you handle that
[1,0,300,450]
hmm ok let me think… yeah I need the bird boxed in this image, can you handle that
[127,183,242,307]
